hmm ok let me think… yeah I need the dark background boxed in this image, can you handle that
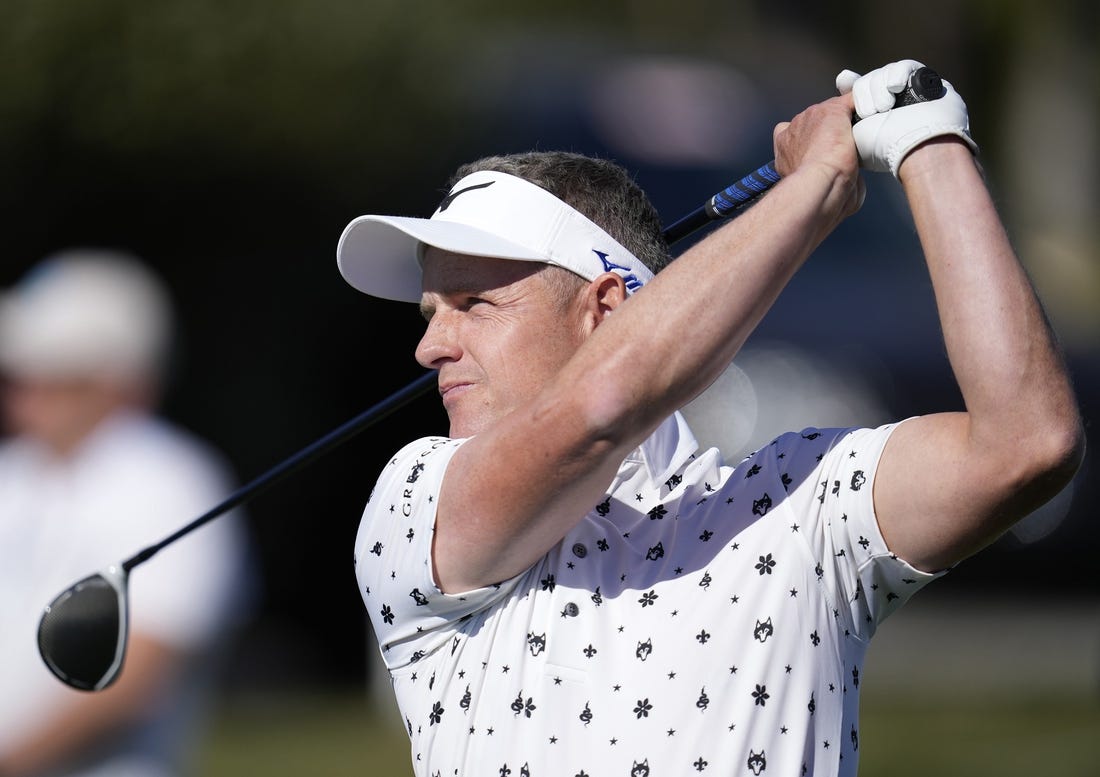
[1,1,1095,692]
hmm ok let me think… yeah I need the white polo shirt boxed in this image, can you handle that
[354,413,942,777]
[0,411,250,777]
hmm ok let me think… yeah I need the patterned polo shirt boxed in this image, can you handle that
[353,413,942,777]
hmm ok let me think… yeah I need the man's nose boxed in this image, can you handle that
[415,313,461,368]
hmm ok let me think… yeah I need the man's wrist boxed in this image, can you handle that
[897,136,977,186]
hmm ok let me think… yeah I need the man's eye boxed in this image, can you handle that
[462,297,487,310]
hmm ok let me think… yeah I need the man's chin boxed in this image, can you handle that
[446,412,472,439]
[447,411,494,439]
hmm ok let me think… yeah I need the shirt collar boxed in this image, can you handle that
[631,411,699,485]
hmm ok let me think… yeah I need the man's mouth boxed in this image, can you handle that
[439,381,473,405]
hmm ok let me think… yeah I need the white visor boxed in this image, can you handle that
[337,171,654,303]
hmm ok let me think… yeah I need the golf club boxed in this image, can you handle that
[37,67,946,692]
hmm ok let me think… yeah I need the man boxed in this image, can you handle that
[338,60,1083,776]
[0,250,251,777]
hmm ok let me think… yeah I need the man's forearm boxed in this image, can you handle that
[571,157,859,442]
[900,139,1082,457]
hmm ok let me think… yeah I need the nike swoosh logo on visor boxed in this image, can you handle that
[437,181,495,212]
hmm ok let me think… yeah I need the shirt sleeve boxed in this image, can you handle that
[775,421,945,641]
[354,436,519,670]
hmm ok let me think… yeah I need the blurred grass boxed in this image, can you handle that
[859,695,1100,777]
[198,691,1100,777]
[198,693,413,777]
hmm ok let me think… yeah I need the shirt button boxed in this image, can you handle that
[572,543,588,558]
[563,602,580,617]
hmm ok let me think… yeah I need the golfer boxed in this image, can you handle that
[338,59,1083,776]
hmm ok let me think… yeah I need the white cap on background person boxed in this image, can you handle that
[0,249,173,383]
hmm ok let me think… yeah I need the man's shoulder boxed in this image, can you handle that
[732,426,858,467]
[365,435,465,508]
[382,435,461,469]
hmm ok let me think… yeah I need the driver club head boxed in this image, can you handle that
[38,565,130,692]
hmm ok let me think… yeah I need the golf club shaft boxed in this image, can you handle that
[122,161,805,573]
[122,370,439,571]
[661,162,781,245]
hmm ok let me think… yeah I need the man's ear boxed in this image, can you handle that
[583,272,628,331]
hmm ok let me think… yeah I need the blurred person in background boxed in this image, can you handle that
[0,250,251,777]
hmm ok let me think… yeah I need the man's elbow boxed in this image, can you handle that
[1020,408,1086,505]
[1049,413,1086,482]
[569,373,651,451]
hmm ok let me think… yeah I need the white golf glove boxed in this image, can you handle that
[836,59,978,177]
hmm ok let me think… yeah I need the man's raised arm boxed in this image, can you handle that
[432,93,867,593]
[840,61,1085,572]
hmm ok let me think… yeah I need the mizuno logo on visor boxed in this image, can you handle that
[437,181,495,212]
[594,250,645,292]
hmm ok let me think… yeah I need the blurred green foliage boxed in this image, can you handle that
[1,0,1094,202]
[0,0,489,202]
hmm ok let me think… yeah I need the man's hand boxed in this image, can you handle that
[772,93,865,237]
[836,59,978,177]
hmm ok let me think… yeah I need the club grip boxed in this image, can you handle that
[895,66,945,106]
[705,162,781,220]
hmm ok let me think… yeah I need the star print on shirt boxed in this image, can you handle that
[358,424,938,777]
